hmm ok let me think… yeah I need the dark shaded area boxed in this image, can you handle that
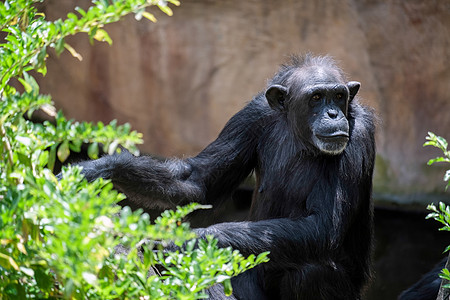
[397,257,443,300]
[368,205,449,300]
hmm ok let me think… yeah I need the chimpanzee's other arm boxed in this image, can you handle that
[76,97,269,209]
[193,179,339,263]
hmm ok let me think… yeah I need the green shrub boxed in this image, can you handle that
[424,132,450,288]
[0,1,268,298]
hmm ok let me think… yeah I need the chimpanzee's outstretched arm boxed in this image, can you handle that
[76,153,201,209]
[76,97,269,209]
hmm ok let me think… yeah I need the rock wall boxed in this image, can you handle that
[38,0,450,204]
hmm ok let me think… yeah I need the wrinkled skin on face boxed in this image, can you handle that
[265,65,360,155]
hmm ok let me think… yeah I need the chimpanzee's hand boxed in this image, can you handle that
[55,157,109,182]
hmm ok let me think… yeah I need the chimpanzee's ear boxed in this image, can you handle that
[347,81,360,102]
[265,84,288,111]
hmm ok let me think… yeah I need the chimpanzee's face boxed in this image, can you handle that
[265,65,360,155]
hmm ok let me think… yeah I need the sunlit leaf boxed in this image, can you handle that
[88,142,99,159]
[18,77,32,93]
[223,278,233,296]
[93,29,112,45]
[168,0,181,6]
[57,140,70,162]
[428,157,449,166]
[142,11,157,22]
[158,5,173,16]
[0,253,19,271]
[444,170,450,182]
[64,43,83,61]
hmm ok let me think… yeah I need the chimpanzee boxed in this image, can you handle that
[74,54,376,299]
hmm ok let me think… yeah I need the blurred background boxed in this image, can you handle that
[36,0,450,299]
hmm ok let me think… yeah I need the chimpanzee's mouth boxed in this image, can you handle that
[313,132,350,155]
[316,132,349,142]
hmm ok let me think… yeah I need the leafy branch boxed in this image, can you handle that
[425,132,450,290]
[0,0,180,92]
[0,1,269,298]
[424,132,450,190]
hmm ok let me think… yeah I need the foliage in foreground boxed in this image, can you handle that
[0,1,268,298]
[424,132,450,288]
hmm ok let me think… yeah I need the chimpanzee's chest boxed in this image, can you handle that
[249,151,327,220]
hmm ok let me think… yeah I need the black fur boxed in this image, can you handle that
[76,55,376,299]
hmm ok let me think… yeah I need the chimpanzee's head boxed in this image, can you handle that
[265,55,360,155]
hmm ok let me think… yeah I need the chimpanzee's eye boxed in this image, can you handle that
[311,94,321,101]
[336,93,343,100]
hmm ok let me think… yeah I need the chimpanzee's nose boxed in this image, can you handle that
[327,109,338,119]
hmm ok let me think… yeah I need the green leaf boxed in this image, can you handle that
[427,157,449,166]
[441,268,450,279]
[168,0,181,6]
[39,150,49,167]
[98,265,114,282]
[36,45,47,69]
[16,135,32,147]
[223,278,233,296]
[68,140,82,152]
[35,268,54,293]
[215,275,229,283]
[57,140,70,162]
[37,64,47,76]
[64,43,83,61]
[18,77,32,93]
[82,272,97,285]
[444,170,450,183]
[158,5,173,16]
[93,29,112,45]
[142,11,157,22]
[22,71,39,94]
[0,253,19,271]
[67,12,79,21]
[437,136,448,151]
[17,152,31,168]
[75,6,87,17]
[48,143,58,172]
[88,142,99,159]
[255,252,270,264]
[88,26,98,44]
[55,38,65,56]
[108,140,119,155]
